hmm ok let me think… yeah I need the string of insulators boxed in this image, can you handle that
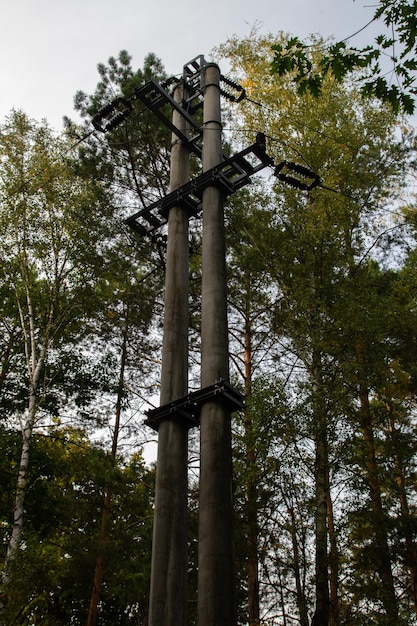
[274,160,320,191]
[92,97,132,133]
[220,75,246,102]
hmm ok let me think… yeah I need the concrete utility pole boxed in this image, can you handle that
[198,63,237,626]
[148,82,190,626]
[121,54,318,626]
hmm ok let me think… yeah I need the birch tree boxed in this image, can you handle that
[0,110,108,605]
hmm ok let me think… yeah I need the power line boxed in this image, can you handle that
[1,71,410,217]
[238,92,367,155]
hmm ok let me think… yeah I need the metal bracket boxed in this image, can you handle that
[125,142,274,236]
[145,379,244,431]
[182,55,206,111]
[132,79,203,157]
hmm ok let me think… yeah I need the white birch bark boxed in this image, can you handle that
[2,274,53,578]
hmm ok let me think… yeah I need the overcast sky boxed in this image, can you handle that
[1,0,379,130]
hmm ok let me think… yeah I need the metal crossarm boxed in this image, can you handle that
[182,55,206,112]
[145,379,244,431]
[125,142,275,236]
[133,79,203,157]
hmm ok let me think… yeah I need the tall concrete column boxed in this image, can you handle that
[148,82,190,626]
[198,63,237,626]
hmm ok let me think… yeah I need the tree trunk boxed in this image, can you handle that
[243,303,260,626]
[0,358,44,626]
[4,336,46,572]
[312,425,330,626]
[327,476,340,626]
[5,399,35,571]
[0,254,54,626]
[87,314,129,626]
[359,383,399,622]
[387,408,417,617]
[311,355,330,626]
[288,505,309,626]
[0,334,13,390]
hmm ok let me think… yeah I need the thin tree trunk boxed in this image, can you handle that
[0,248,58,626]
[243,304,261,626]
[0,334,13,390]
[277,566,288,626]
[311,355,330,626]
[87,314,129,626]
[288,505,309,626]
[3,277,50,573]
[5,395,36,566]
[327,476,340,626]
[0,350,46,626]
[387,408,417,617]
[359,383,399,622]
[312,424,330,626]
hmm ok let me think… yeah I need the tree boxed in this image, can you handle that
[0,425,154,625]
[217,28,415,624]
[64,53,171,623]
[0,109,114,614]
[65,50,171,221]
[86,250,160,626]
[270,0,417,114]
[226,189,279,625]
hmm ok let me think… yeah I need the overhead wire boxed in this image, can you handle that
[1,68,412,216]
[225,84,412,216]
[240,91,366,156]
[0,75,341,200]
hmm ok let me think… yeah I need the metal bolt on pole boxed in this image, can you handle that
[148,81,190,626]
[198,63,237,626]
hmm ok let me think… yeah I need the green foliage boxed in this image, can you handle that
[0,426,154,625]
[271,0,417,114]
[219,28,417,624]
[66,50,171,218]
[0,62,164,623]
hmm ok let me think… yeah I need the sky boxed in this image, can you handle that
[1,0,378,131]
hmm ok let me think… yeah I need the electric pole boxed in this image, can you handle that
[121,56,317,626]
[198,62,237,626]
[147,81,190,626]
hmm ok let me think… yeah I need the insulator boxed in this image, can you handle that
[92,117,106,132]
[221,75,239,89]
[116,97,132,113]
[91,97,132,132]
[105,111,127,132]
[220,75,246,103]
[274,161,286,174]
[277,173,310,190]
[274,160,320,190]
[92,103,115,132]
[286,161,317,179]
[219,88,237,102]
[97,101,118,118]
[161,76,180,90]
